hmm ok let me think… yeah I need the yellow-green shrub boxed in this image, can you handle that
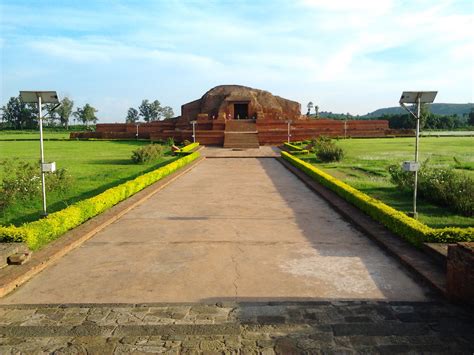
[179,142,200,152]
[0,152,200,250]
[281,151,473,245]
[283,142,304,151]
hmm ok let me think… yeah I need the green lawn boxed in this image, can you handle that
[298,137,474,228]
[0,138,173,226]
[0,130,75,140]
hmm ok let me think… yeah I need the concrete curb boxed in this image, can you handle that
[0,157,206,298]
[277,157,447,297]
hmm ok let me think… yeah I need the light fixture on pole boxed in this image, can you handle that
[19,91,60,217]
[399,91,437,218]
[191,120,197,143]
[286,120,292,143]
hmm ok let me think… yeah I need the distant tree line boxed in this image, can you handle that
[0,95,98,130]
[126,100,174,123]
[306,101,474,130]
[378,106,473,130]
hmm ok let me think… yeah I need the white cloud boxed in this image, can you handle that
[299,0,393,13]
[2,0,473,118]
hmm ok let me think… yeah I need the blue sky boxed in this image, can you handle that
[1,0,473,122]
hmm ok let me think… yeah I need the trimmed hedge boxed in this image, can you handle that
[289,150,309,155]
[179,142,200,152]
[281,151,473,245]
[0,151,200,250]
[283,142,305,151]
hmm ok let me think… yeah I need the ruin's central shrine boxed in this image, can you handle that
[73,85,411,147]
[182,85,302,122]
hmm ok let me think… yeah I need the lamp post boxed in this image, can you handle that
[136,123,139,140]
[191,120,197,143]
[399,91,437,218]
[20,91,60,217]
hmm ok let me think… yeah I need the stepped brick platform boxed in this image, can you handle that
[223,120,259,148]
[70,85,414,145]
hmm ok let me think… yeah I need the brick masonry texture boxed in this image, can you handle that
[447,242,474,303]
[0,301,473,353]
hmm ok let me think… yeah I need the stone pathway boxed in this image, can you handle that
[202,146,280,158]
[2,156,472,353]
[1,302,473,353]
[1,159,431,303]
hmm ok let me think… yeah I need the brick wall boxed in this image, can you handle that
[447,242,474,303]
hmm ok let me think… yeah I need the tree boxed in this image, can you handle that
[0,96,37,129]
[126,108,139,123]
[314,105,319,118]
[139,99,162,122]
[73,104,98,126]
[468,108,474,126]
[56,97,74,129]
[420,103,430,129]
[161,106,174,119]
[306,101,314,116]
[44,103,59,126]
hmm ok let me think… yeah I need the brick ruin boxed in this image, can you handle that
[71,85,413,145]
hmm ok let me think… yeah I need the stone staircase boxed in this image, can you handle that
[223,120,259,149]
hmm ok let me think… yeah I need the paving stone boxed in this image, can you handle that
[86,307,112,323]
[0,308,36,325]
[256,316,286,324]
[0,302,472,353]
[256,338,274,348]
[260,348,276,355]
[332,322,432,336]
[344,316,373,323]
[200,339,225,351]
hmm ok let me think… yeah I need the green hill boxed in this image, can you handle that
[363,103,473,118]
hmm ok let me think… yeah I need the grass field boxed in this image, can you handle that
[0,136,173,226]
[298,137,474,228]
[0,129,90,140]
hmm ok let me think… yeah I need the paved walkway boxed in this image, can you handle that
[202,146,280,157]
[1,302,473,353]
[2,158,431,304]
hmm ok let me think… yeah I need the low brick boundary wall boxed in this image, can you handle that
[70,119,413,144]
[447,242,474,303]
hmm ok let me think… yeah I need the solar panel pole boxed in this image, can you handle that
[20,91,60,218]
[37,95,48,217]
[399,91,437,219]
[413,95,421,218]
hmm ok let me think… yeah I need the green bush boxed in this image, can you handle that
[166,137,175,146]
[131,144,165,164]
[0,159,74,210]
[281,151,473,245]
[0,152,201,249]
[0,159,41,208]
[389,162,473,216]
[46,168,74,195]
[311,136,344,162]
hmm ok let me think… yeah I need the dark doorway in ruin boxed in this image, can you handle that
[234,103,248,119]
